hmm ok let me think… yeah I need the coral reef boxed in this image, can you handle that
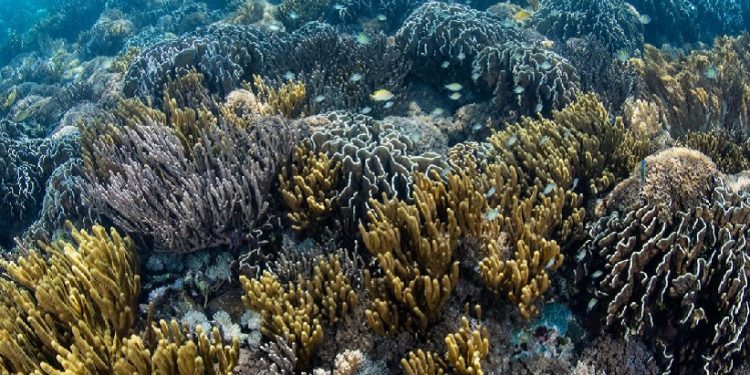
[634,35,750,138]
[81,74,296,253]
[579,149,750,374]
[472,40,581,117]
[532,0,644,54]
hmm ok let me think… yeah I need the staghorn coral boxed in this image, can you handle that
[359,171,461,335]
[634,35,750,138]
[240,254,358,370]
[395,1,522,88]
[579,160,750,374]
[532,0,644,54]
[402,316,490,375]
[472,40,581,117]
[81,76,296,253]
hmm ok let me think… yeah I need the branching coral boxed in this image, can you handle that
[634,35,750,138]
[0,223,239,374]
[81,73,296,253]
[240,254,358,370]
[359,171,461,335]
[279,141,341,231]
[579,152,750,374]
[402,316,490,375]
[680,130,750,174]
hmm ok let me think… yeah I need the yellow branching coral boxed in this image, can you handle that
[0,223,139,374]
[360,172,461,335]
[240,254,357,370]
[634,35,750,137]
[0,223,239,374]
[402,316,489,375]
[279,141,341,231]
[680,130,750,173]
[249,75,307,118]
[115,320,239,375]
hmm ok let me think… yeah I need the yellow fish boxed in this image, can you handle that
[444,83,463,91]
[370,89,394,101]
[514,9,531,22]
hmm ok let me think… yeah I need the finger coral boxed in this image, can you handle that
[81,73,296,253]
[402,316,489,375]
[240,254,358,370]
[579,151,750,374]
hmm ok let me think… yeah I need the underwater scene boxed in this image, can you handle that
[5,0,750,374]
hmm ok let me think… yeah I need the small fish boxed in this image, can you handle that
[506,134,518,147]
[513,85,525,94]
[360,106,372,114]
[545,257,557,269]
[539,135,549,145]
[540,60,552,70]
[431,108,445,116]
[576,249,586,261]
[501,20,515,28]
[639,14,651,24]
[333,3,345,10]
[283,71,296,80]
[572,177,579,190]
[471,72,481,81]
[592,270,603,279]
[288,11,299,20]
[457,52,466,61]
[514,9,531,22]
[640,159,647,183]
[564,129,572,138]
[441,166,452,178]
[444,83,463,91]
[449,92,462,100]
[587,298,598,312]
[616,49,630,62]
[484,208,500,221]
[486,186,496,198]
[540,39,555,49]
[441,61,450,68]
[370,89,394,101]
[543,182,556,195]
[376,14,387,21]
[314,95,326,103]
[349,73,363,82]
[705,66,718,80]
[535,103,544,113]
[268,24,280,32]
[356,32,370,45]
[471,123,483,131]
[384,101,394,108]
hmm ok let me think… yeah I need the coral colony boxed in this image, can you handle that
[4,0,750,374]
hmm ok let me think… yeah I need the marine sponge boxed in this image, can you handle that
[472,40,581,117]
[579,172,750,374]
[81,78,296,253]
[532,0,644,54]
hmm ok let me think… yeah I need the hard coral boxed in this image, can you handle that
[81,73,296,253]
